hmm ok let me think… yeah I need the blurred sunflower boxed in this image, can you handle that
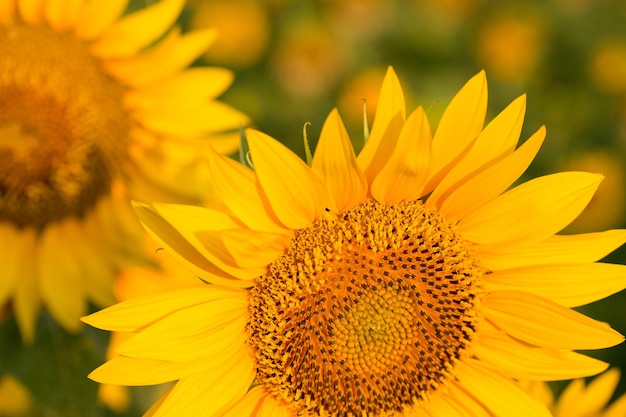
[525,369,626,417]
[85,68,626,416]
[0,0,248,342]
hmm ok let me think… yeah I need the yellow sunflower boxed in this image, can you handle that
[84,68,626,416]
[525,369,626,417]
[0,0,248,342]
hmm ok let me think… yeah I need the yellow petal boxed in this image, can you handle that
[63,218,115,307]
[10,227,40,343]
[17,0,44,24]
[445,383,492,417]
[246,129,329,229]
[484,263,626,307]
[74,0,128,40]
[125,67,233,110]
[104,29,218,88]
[207,147,287,233]
[428,94,526,208]
[153,348,255,417]
[459,172,603,249]
[605,391,626,417]
[221,386,268,417]
[0,224,19,307]
[90,356,192,385]
[556,369,620,417]
[137,100,249,137]
[37,221,85,332]
[371,106,432,204]
[196,229,289,269]
[483,291,624,349]
[439,126,545,221]
[83,286,246,332]
[91,0,184,58]
[474,331,608,380]
[151,203,266,280]
[133,202,251,287]
[427,394,466,417]
[456,359,552,417]
[479,229,626,270]
[425,71,488,193]
[117,298,247,362]
[311,108,367,212]
[44,0,82,31]
[0,1,16,23]
[357,66,406,183]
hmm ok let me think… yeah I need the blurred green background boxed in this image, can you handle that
[3,0,626,415]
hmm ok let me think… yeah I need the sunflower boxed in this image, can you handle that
[84,68,626,416]
[0,0,248,342]
[525,369,626,417]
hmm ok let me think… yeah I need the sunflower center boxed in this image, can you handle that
[0,22,130,228]
[248,199,484,416]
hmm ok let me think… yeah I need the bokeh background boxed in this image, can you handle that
[2,0,626,415]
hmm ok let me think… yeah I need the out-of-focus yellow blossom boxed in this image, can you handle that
[337,67,386,131]
[0,0,248,342]
[271,20,346,98]
[0,375,33,416]
[589,39,626,95]
[188,0,270,67]
[560,151,625,233]
[474,12,546,83]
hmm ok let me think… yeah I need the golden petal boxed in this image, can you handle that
[152,348,254,417]
[555,368,620,417]
[82,285,246,332]
[357,66,406,183]
[312,108,368,213]
[17,0,44,24]
[104,29,218,88]
[484,263,626,307]
[152,203,266,279]
[207,147,288,233]
[428,94,526,207]
[424,71,488,193]
[125,67,234,110]
[73,0,128,40]
[116,299,247,362]
[0,1,16,23]
[474,331,608,380]
[478,230,626,270]
[37,221,86,332]
[10,227,40,343]
[0,224,19,307]
[483,291,624,349]
[456,359,552,417]
[220,386,268,417]
[459,172,603,249]
[137,100,249,137]
[132,202,252,287]
[44,0,82,31]
[438,126,545,221]
[91,0,184,58]
[370,106,432,204]
[197,228,289,269]
[246,129,329,229]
